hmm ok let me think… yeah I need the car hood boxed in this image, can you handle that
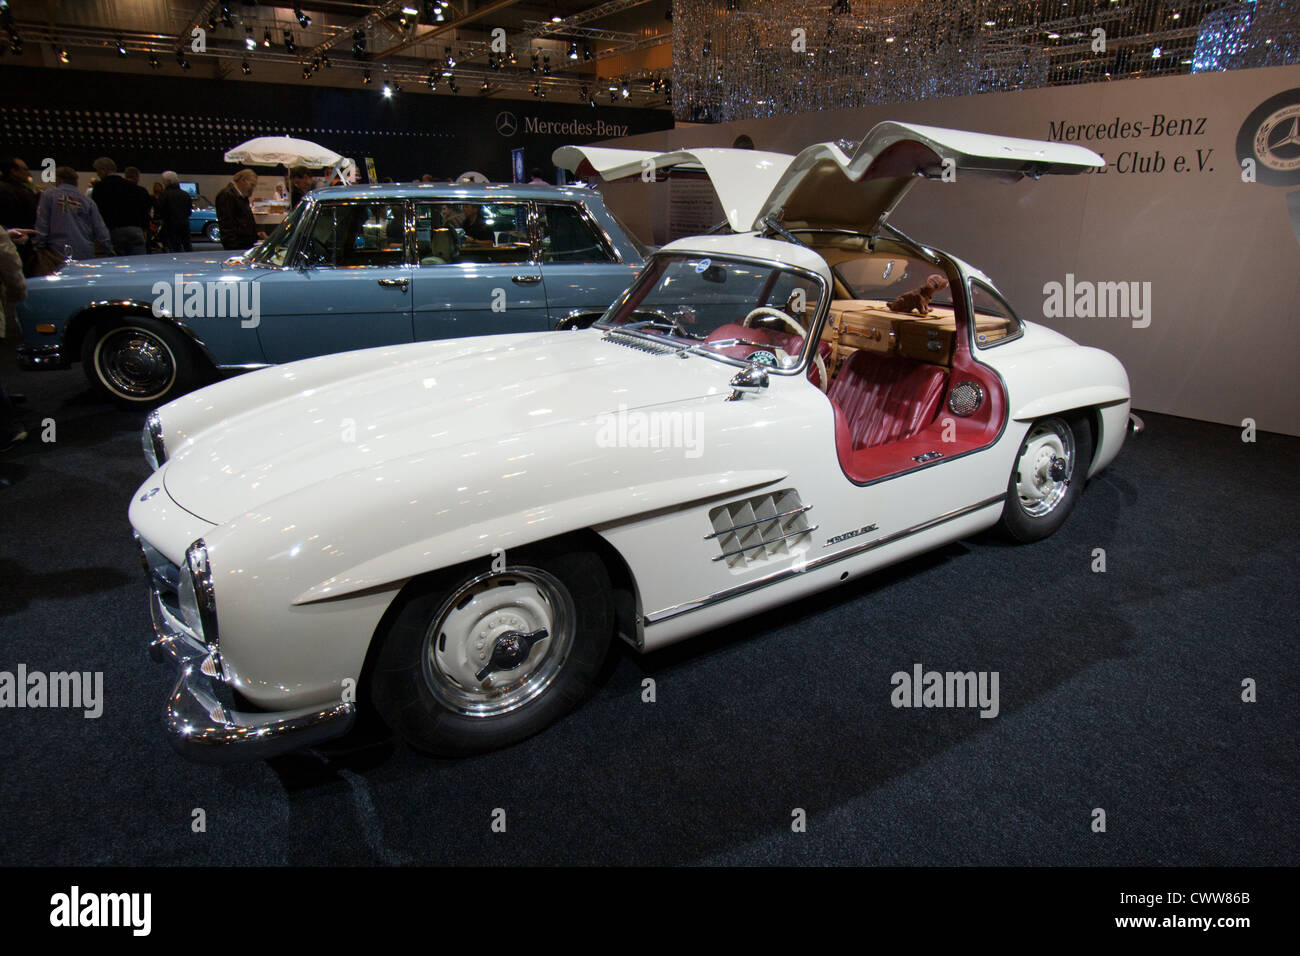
[38,250,252,285]
[162,330,731,525]
[555,120,1104,233]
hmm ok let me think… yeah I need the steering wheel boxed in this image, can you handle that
[741,307,828,392]
[301,235,331,266]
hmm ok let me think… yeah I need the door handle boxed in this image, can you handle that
[511,274,541,284]
[378,278,409,291]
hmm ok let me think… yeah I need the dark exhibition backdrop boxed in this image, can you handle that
[0,66,675,181]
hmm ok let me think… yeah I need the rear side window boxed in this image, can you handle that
[969,281,1023,348]
[538,203,616,263]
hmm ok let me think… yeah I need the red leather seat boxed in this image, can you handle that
[828,348,948,449]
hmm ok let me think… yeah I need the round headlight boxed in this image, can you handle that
[142,411,166,470]
[178,540,219,647]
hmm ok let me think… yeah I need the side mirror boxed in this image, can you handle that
[725,364,769,401]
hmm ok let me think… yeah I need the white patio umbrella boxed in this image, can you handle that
[223,136,341,168]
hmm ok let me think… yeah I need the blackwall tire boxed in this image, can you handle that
[999,412,1093,543]
[370,547,614,756]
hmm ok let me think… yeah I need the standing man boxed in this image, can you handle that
[90,157,147,255]
[215,169,266,250]
[122,167,156,253]
[155,171,192,252]
[34,166,115,260]
[0,156,38,274]
[288,165,315,209]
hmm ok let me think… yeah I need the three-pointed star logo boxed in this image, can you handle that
[495,110,517,137]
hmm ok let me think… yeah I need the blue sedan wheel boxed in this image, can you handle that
[81,317,196,406]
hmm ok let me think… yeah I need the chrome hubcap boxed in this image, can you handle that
[97,327,176,399]
[1016,420,1075,517]
[421,567,573,717]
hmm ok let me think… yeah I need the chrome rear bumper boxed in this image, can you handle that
[145,581,356,764]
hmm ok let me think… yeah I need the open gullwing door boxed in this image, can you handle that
[554,122,1103,235]
[551,145,794,232]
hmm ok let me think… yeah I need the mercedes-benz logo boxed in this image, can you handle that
[495,110,517,137]
[1237,88,1300,187]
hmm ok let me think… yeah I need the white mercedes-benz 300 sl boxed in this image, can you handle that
[130,122,1131,761]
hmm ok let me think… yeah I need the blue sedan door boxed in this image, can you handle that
[410,199,549,341]
[254,199,414,363]
[535,200,641,325]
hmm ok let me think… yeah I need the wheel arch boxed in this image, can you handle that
[68,301,219,369]
[355,527,642,716]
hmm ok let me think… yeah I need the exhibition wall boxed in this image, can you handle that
[600,65,1300,436]
[0,66,674,183]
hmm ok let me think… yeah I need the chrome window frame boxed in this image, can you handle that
[595,251,831,378]
[408,197,541,268]
[966,277,1026,350]
[532,199,623,265]
[296,197,413,270]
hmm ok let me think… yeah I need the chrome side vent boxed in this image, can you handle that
[706,489,816,570]
[601,331,680,355]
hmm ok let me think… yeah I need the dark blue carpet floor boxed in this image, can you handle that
[1,337,1296,866]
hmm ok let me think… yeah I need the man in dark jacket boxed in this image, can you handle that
[90,157,148,255]
[155,171,192,252]
[215,169,265,250]
[0,156,38,274]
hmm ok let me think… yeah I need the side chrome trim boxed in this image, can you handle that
[644,493,1006,625]
[712,525,820,562]
[703,504,813,540]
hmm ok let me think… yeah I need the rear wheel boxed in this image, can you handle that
[81,316,197,406]
[371,547,613,755]
[998,412,1093,542]
[204,221,221,243]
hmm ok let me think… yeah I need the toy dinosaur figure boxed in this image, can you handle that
[888,274,949,315]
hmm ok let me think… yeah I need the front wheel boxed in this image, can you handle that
[998,413,1093,542]
[204,221,221,243]
[370,547,613,755]
[81,317,197,406]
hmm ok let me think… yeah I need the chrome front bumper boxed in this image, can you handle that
[145,583,356,764]
[16,343,68,370]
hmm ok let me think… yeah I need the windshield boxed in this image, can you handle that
[248,201,308,266]
[598,254,826,370]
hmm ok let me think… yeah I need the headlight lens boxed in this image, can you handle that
[178,539,219,647]
[142,410,166,470]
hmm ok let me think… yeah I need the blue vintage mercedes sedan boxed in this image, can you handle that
[16,182,646,404]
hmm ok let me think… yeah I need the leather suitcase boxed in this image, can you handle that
[827,300,1008,367]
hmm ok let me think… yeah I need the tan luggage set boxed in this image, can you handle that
[824,300,1011,371]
